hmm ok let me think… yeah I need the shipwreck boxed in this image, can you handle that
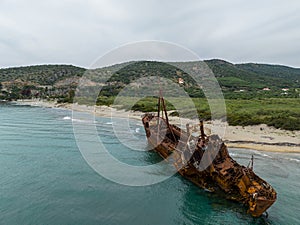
[142,96,277,217]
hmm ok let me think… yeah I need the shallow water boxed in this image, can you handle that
[0,103,299,225]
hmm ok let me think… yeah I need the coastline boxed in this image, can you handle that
[13,99,300,153]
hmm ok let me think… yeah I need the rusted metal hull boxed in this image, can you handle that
[142,114,276,217]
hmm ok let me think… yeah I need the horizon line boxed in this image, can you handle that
[1,58,299,70]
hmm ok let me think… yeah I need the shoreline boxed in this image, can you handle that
[12,99,300,153]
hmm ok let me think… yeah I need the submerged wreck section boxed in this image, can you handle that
[142,96,276,217]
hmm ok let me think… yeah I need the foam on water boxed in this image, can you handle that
[285,157,300,163]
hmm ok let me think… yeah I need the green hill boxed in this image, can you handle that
[0,64,85,85]
[1,60,299,100]
[97,60,300,98]
[204,59,300,98]
[205,59,299,88]
[236,63,300,83]
[1,60,299,130]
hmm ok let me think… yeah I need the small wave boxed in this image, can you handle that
[255,151,272,158]
[71,118,94,123]
[135,128,140,133]
[105,122,114,125]
[286,158,300,163]
[72,118,83,122]
[65,116,93,123]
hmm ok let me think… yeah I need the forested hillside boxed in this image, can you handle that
[2,60,299,99]
[1,60,299,130]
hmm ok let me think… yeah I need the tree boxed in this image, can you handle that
[21,86,32,98]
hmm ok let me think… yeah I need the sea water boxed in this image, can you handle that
[0,103,299,225]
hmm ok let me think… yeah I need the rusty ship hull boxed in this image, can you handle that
[142,97,276,217]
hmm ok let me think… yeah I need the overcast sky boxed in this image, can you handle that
[1,0,300,68]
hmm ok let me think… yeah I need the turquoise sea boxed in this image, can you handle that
[0,103,300,225]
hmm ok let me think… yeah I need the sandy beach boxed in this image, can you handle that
[14,99,300,153]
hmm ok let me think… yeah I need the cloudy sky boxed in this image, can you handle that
[1,0,300,68]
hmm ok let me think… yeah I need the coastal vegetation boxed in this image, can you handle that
[1,60,299,130]
[111,96,300,131]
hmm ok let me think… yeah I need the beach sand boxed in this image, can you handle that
[14,99,300,153]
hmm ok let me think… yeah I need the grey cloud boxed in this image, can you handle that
[0,0,300,68]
